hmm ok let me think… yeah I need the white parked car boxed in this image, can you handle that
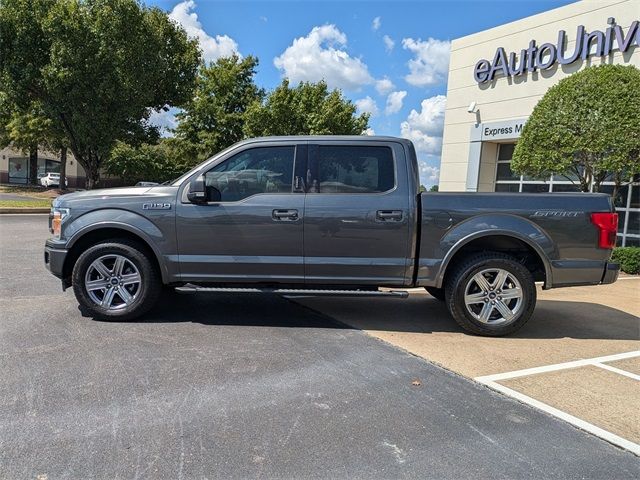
[40,173,67,188]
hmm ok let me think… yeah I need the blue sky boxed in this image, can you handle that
[147,0,575,187]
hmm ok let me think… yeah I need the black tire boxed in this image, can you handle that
[425,286,446,301]
[72,239,162,321]
[444,252,536,336]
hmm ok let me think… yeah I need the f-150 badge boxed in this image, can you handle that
[142,202,171,210]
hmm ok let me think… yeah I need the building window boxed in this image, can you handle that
[8,156,60,184]
[8,157,29,184]
[494,144,639,246]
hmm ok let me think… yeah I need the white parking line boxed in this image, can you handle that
[475,351,640,382]
[475,350,640,455]
[593,362,640,382]
[479,379,640,456]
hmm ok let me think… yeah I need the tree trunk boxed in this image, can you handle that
[65,145,101,190]
[59,146,67,191]
[86,161,100,189]
[29,145,38,186]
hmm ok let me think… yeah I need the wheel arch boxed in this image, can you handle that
[62,225,166,288]
[437,229,553,289]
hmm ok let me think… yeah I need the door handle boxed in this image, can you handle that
[272,209,299,221]
[376,210,403,221]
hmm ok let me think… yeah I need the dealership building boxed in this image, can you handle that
[0,147,87,189]
[440,0,639,246]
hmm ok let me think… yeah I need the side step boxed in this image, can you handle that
[175,285,409,299]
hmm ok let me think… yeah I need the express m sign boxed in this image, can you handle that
[474,17,639,83]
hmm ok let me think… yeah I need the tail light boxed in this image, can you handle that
[590,212,618,249]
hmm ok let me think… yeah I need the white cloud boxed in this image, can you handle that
[273,25,374,91]
[148,107,179,136]
[355,96,379,117]
[385,90,407,115]
[383,35,395,53]
[372,16,381,31]
[400,95,446,155]
[402,37,450,86]
[418,163,439,185]
[375,77,395,95]
[363,127,376,136]
[169,1,239,63]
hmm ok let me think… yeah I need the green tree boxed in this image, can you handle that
[104,140,187,185]
[0,0,200,188]
[244,79,369,137]
[429,185,439,192]
[0,99,52,185]
[171,55,264,164]
[512,65,640,194]
[1,96,73,190]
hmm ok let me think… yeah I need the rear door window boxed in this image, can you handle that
[312,145,395,194]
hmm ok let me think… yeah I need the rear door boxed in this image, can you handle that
[303,141,413,286]
[176,142,307,283]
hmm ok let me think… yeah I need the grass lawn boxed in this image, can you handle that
[0,185,63,199]
[0,199,52,208]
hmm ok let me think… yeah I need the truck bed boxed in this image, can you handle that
[416,192,615,289]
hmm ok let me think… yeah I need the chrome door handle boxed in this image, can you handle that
[272,209,299,221]
[376,210,403,221]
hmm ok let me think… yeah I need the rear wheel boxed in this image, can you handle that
[445,252,536,336]
[72,239,161,321]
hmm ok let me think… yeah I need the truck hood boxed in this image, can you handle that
[54,186,153,206]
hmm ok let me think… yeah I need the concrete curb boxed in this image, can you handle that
[0,208,50,214]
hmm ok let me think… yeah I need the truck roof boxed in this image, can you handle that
[238,135,413,145]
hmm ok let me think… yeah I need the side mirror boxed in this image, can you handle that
[187,175,207,204]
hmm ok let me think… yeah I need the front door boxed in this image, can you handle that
[176,143,306,284]
[303,142,412,286]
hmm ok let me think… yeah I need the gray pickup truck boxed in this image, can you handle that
[45,136,619,336]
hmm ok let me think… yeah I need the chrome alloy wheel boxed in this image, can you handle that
[463,268,523,325]
[84,254,142,310]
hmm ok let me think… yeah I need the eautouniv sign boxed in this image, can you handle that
[474,17,639,83]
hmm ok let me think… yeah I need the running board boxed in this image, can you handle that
[174,285,409,299]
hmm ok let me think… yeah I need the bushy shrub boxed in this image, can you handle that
[612,247,640,275]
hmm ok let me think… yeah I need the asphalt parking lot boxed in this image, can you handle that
[298,282,640,450]
[1,214,639,479]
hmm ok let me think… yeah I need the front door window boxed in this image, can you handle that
[204,146,295,202]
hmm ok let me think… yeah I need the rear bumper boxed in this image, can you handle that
[44,239,68,280]
[601,261,620,285]
[549,259,619,288]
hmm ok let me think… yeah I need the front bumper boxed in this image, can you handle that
[601,261,620,285]
[44,239,68,280]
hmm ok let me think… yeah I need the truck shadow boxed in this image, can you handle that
[127,292,639,341]
[292,295,640,341]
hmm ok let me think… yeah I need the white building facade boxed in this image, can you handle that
[439,0,639,246]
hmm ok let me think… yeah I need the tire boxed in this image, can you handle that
[425,286,445,301]
[444,252,536,336]
[72,239,162,321]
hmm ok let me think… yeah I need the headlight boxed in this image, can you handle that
[50,207,70,239]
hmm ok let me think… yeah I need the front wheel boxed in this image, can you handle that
[72,240,161,321]
[445,252,536,336]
